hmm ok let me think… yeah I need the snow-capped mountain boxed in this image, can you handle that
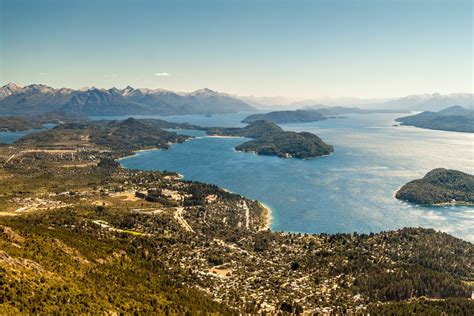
[0,83,256,116]
[0,83,23,99]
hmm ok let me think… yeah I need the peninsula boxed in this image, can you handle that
[395,106,474,133]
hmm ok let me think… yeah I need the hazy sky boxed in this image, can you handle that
[1,0,472,98]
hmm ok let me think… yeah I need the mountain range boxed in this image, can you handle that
[0,83,472,116]
[369,93,473,111]
[0,83,255,116]
[242,93,473,112]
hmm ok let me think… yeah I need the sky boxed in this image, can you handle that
[0,0,472,99]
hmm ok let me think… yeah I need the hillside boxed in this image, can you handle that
[395,106,474,133]
[0,83,255,116]
[396,168,474,205]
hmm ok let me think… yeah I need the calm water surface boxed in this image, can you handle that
[0,124,55,144]
[119,113,474,242]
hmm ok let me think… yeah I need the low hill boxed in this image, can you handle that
[395,106,474,133]
[242,110,326,124]
[396,168,474,205]
[206,120,333,159]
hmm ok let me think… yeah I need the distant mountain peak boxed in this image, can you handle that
[189,88,219,96]
[122,85,136,96]
[22,84,55,94]
[3,82,22,90]
[0,82,23,99]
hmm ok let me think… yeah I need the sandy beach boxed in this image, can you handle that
[258,201,273,231]
[206,135,243,139]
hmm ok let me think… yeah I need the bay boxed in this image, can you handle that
[0,124,55,144]
[119,113,474,241]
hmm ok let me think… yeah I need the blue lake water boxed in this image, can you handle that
[0,124,55,144]
[119,113,474,242]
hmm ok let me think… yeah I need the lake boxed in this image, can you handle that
[0,124,56,144]
[118,112,474,242]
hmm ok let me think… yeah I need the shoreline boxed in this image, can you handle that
[116,147,160,161]
[117,148,273,230]
[220,188,273,231]
[394,186,474,207]
[206,135,243,139]
[116,134,200,162]
[258,201,273,231]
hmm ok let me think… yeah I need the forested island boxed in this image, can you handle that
[242,110,327,124]
[396,168,474,205]
[395,106,474,133]
[0,116,472,314]
[206,120,334,159]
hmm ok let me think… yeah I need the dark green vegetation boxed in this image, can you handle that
[395,105,474,133]
[0,83,255,116]
[0,117,472,313]
[15,118,191,152]
[0,215,233,314]
[366,298,474,315]
[235,131,333,159]
[396,168,474,205]
[207,120,334,159]
[242,110,326,124]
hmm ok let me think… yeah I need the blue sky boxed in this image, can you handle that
[1,0,472,98]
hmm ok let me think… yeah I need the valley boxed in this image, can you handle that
[0,118,472,313]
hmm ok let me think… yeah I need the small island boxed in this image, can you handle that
[206,120,334,159]
[395,168,474,205]
[242,110,327,124]
[395,106,474,133]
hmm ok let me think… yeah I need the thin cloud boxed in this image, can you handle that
[155,72,170,76]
